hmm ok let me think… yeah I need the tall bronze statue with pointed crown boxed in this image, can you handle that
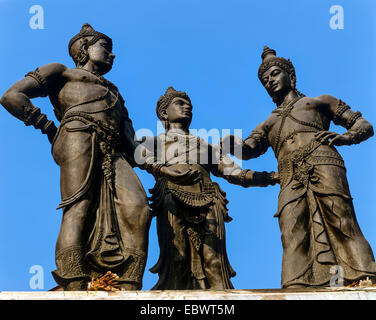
[1,23,151,290]
[222,46,376,288]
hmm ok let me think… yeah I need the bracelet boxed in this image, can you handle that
[343,127,370,145]
[151,163,165,178]
[23,105,56,135]
[240,169,250,187]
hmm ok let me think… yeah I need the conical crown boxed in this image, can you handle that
[156,86,191,120]
[258,46,296,85]
[68,23,112,56]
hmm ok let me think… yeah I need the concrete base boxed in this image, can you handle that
[1,287,376,300]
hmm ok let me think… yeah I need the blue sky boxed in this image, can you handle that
[0,0,375,291]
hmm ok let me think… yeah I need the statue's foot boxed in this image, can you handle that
[64,278,89,291]
[119,282,140,290]
[283,284,308,289]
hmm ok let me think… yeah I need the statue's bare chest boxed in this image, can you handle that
[58,69,120,117]
[267,99,330,153]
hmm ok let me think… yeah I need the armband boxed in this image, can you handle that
[332,100,362,129]
[332,100,350,125]
[25,68,48,97]
[240,169,250,187]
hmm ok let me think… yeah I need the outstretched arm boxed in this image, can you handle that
[210,143,278,187]
[133,135,202,184]
[1,63,67,142]
[314,95,373,146]
[220,121,270,160]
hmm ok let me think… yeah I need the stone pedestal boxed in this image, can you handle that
[1,287,376,300]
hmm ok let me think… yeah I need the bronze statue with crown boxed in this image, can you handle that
[221,46,376,288]
[136,86,278,290]
[0,23,152,290]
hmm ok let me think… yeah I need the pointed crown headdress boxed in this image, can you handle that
[258,46,297,90]
[68,23,112,61]
[156,86,192,121]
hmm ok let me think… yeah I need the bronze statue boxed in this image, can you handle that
[221,47,376,288]
[0,23,151,290]
[137,86,278,289]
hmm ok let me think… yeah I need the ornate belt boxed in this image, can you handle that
[278,140,344,190]
[167,180,216,208]
[60,111,121,189]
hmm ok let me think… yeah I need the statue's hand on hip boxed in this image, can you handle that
[314,131,352,147]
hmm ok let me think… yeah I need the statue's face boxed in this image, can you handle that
[261,65,291,98]
[87,38,115,75]
[165,97,192,128]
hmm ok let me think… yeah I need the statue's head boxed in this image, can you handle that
[69,23,115,75]
[258,47,298,102]
[156,86,193,130]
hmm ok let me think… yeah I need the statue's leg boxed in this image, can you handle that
[53,189,97,290]
[151,196,192,289]
[316,194,376,282]
[52,126,95,290]
[56,193,95,252]
[163,208,192,289]
[111,155,152,290]
[278,197,313,288]
[202,206,229,290]
[52,198,95,290]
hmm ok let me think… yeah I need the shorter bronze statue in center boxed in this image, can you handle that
[137,87,279,289]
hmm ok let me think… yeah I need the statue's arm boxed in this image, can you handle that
[210,143,278,187]
[118,92,178,172]
[0,63,67,142]
[316,95,374,146]
[133,135,202,184]
[220,121,270,160]
[119,99,139,167]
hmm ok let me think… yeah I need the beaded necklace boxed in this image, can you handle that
[76,67,118,92]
